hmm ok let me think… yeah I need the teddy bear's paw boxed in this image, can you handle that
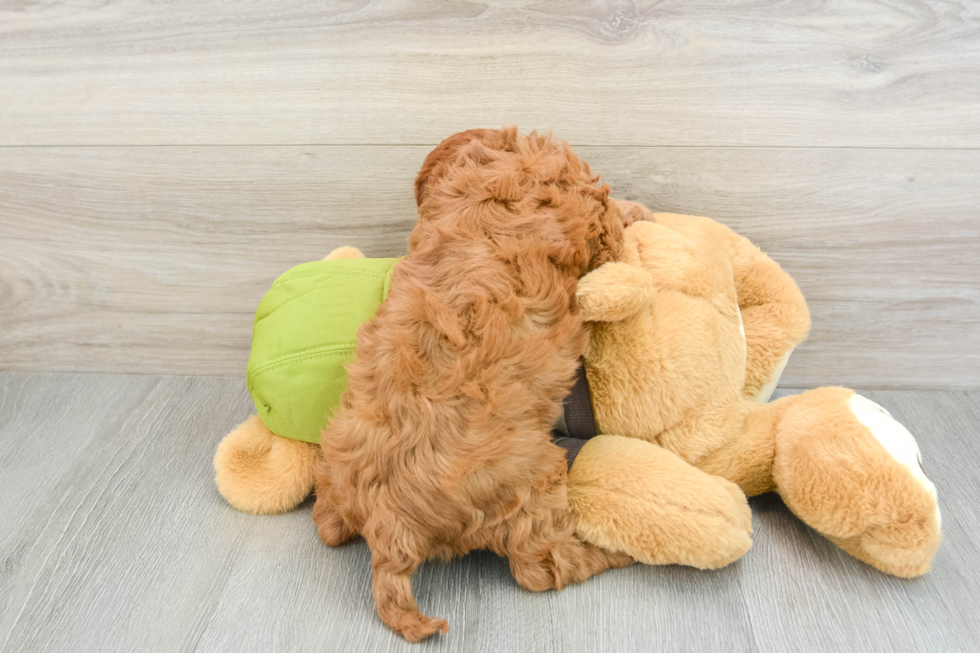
[576,262,654,322]
[831,395,942,577]
[772,389,941,577]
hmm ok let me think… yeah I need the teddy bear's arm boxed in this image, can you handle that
[723,229,811,400]
[576,262,655,322]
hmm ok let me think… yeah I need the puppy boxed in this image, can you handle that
[312,127,631,641]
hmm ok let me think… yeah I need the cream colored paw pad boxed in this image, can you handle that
[848,394,941,527]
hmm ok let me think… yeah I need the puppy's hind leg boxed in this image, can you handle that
[311,461,357,547]
[506,476,632,592]
[511,536,630,593]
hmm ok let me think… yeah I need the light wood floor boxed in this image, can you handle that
[1,373,978,653]
[0,373,980,653]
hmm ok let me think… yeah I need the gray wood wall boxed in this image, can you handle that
[1,1,978,388]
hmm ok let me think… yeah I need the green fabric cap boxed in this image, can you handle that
[247,257,399,444]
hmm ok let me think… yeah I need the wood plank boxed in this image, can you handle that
[1,374,978,651]
[0,372,259,651]
[1,145,977,387]
[2,1,979,147]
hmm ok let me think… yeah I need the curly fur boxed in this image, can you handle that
[312,127,632,641]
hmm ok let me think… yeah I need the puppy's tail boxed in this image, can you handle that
[367,512,448,642]
[372,560,448,642]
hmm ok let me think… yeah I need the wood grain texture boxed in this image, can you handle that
[1,0,979,147]
[1,145,978,387]
[0,373,978,652]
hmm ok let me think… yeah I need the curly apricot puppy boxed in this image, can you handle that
[312,127,632,641]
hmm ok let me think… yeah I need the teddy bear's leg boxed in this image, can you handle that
[768,388,941,577]
[214,415,321,514]
[568,435,753,569]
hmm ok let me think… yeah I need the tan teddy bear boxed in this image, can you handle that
[566,203,942,577]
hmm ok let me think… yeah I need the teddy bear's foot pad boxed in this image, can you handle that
[848,394,940,524]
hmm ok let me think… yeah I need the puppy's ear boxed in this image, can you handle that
[576,262,654,322]
[415,129,491,207]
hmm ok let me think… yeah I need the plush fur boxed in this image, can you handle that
[770,387,941,577]
[568,211,941,577]
[214,415,321,515]
[569,434,753,569]
[311,128,632,642]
